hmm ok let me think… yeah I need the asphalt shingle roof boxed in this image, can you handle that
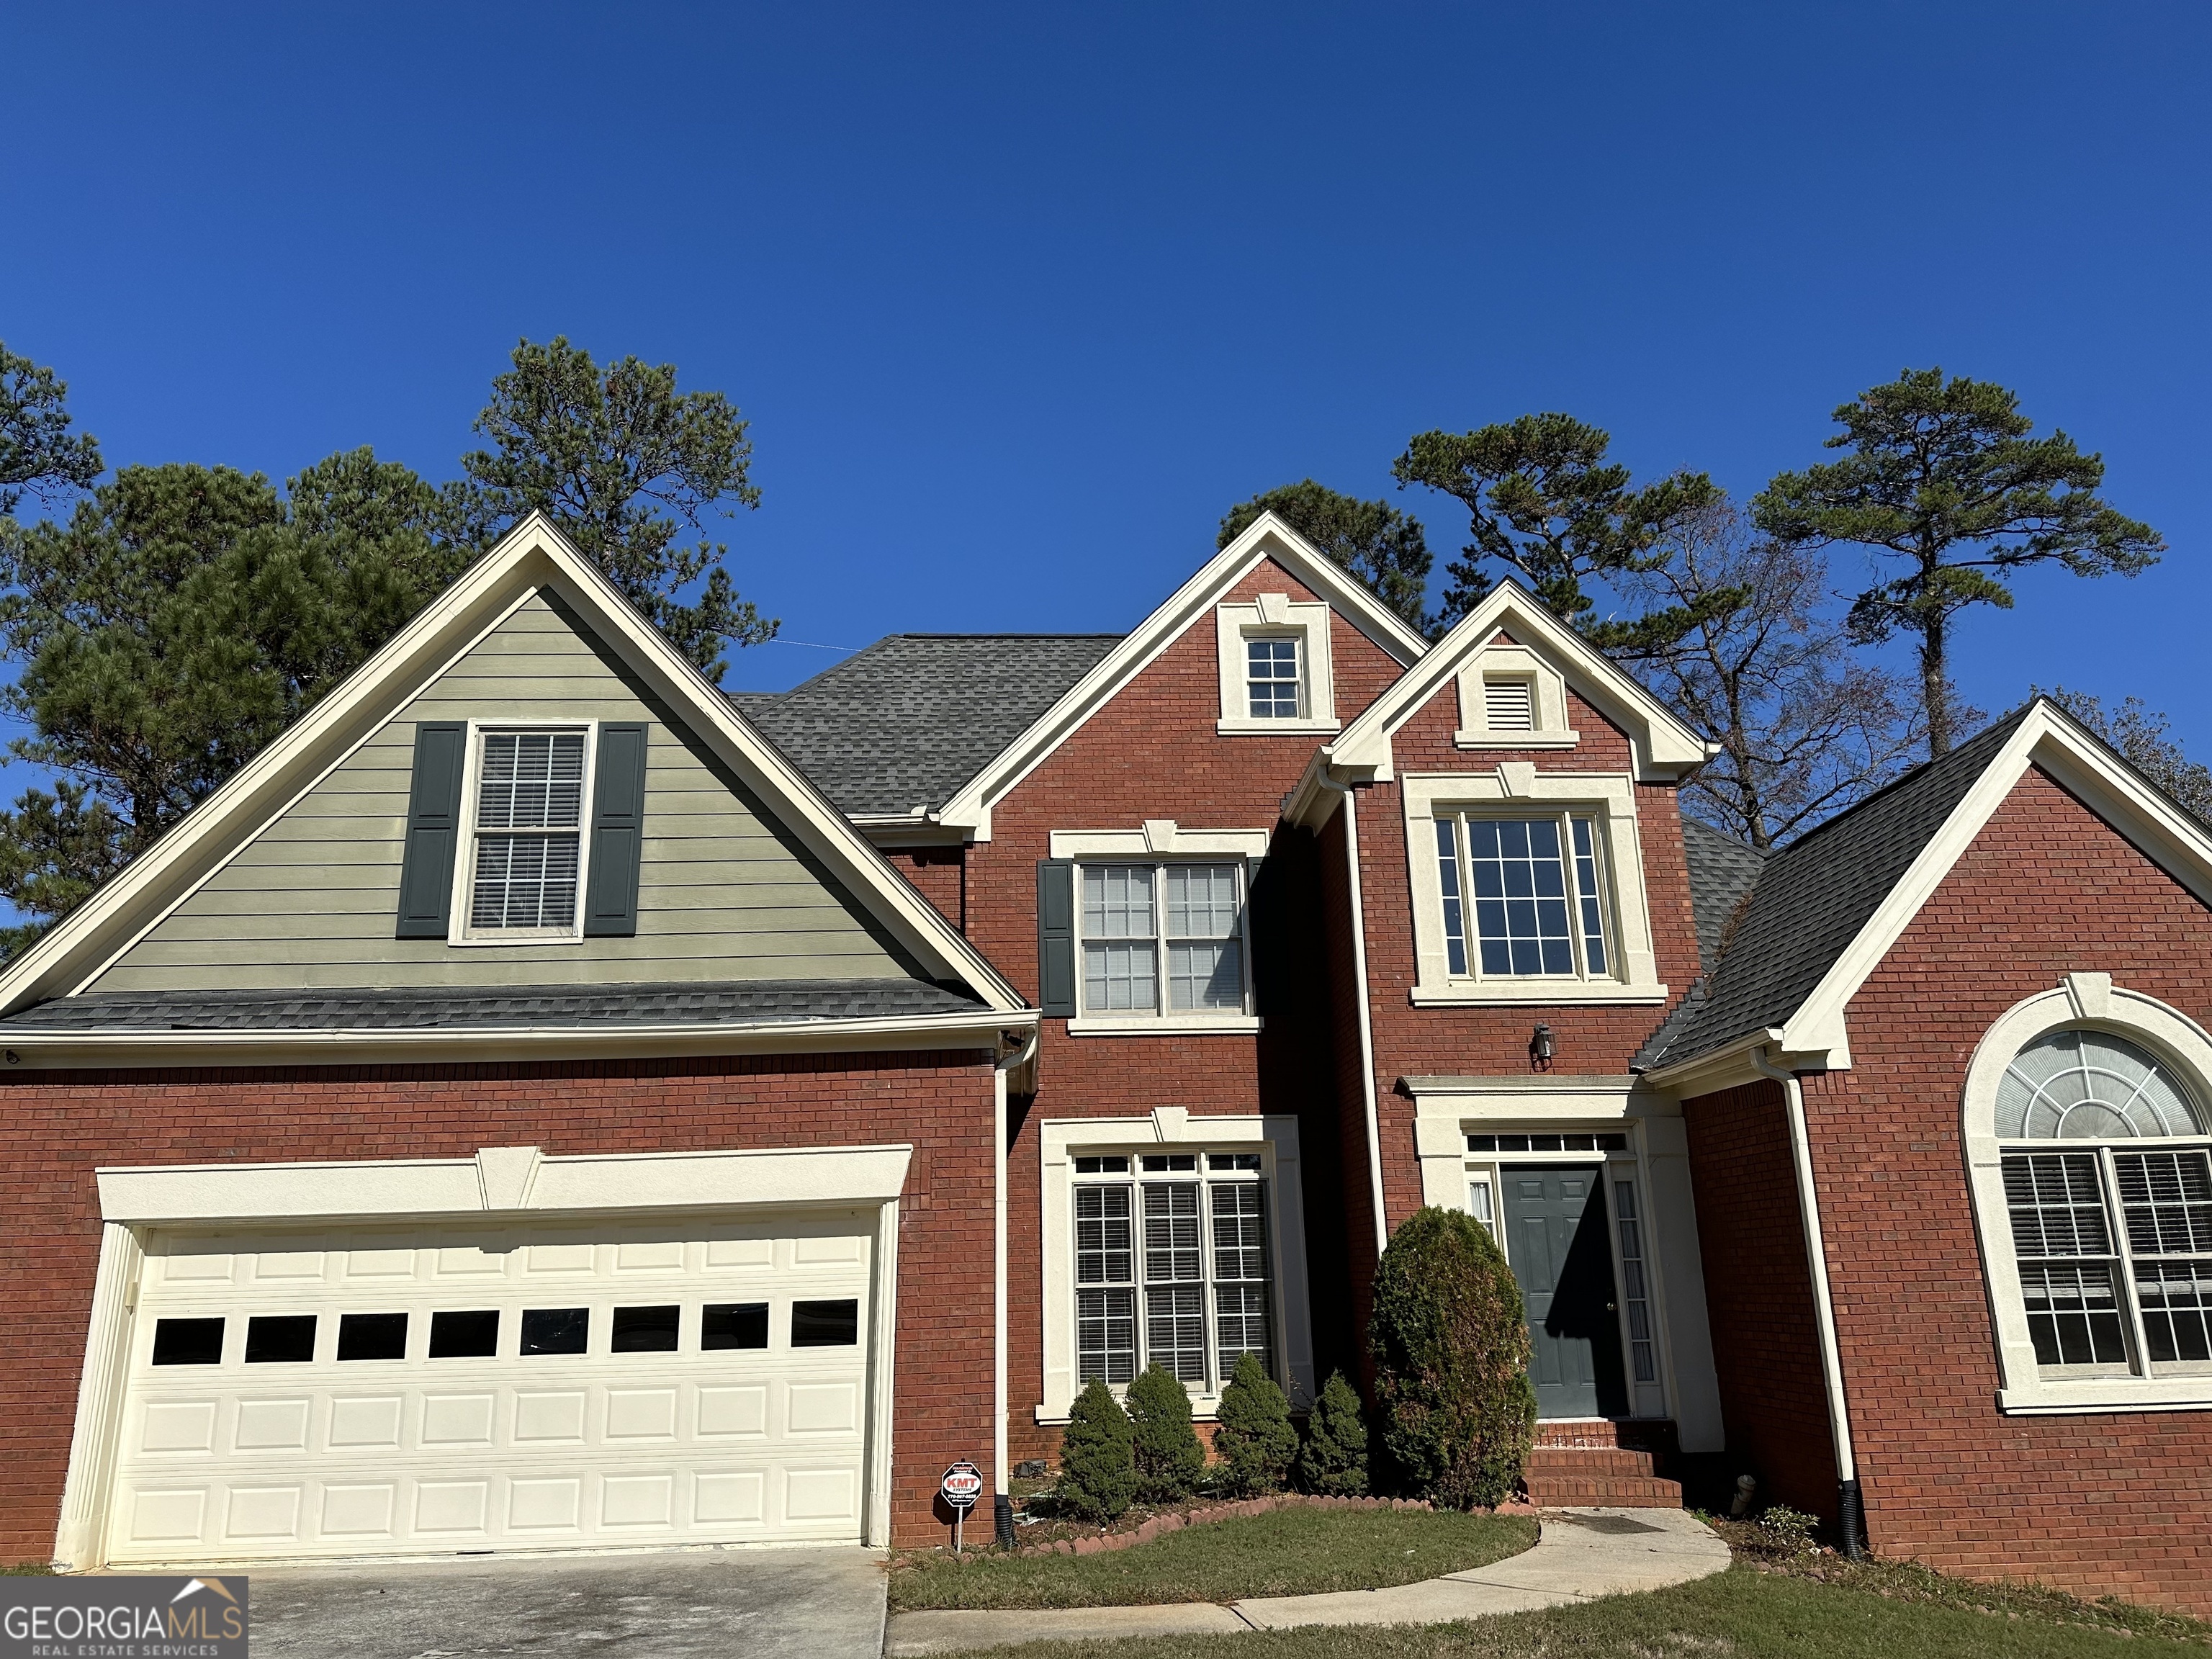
[1640,709,2033,1071]
[1680,817,1768,974]
[0,979,986,1033]
[734,634,1124,817]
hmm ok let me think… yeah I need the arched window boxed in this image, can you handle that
[1998,1029,2212,1375]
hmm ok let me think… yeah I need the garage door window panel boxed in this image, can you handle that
[428,1309,500,1359]
[245,1315,317,1364]
[611,1305,680,1353]
[792,1299,860,1347]
[336,1313,408,1362]
[521,1307,590,1356]
[701,1303,769,1351]
[152,1318,225,1367]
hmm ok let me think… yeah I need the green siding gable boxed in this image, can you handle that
[90,591,918,993]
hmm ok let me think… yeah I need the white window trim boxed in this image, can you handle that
[1455,643,1580,750]
[1215,595,1339,734]
[447,718,599,945]
[1059,836,1262,1035]
[1404,1077,1723,1451]
[1401,770,1665,1005]
[1038,1110,1313,1422]
[55,1141,911,1568]
[1966,974,2212,1414]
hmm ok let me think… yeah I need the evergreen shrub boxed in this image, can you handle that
[1213,1354,1298,1496]
[1055,1378,1137,1522]
[1125,1364,1206,1503]
[1368,1205,1537,1509]
[1295,1370,1371,1496]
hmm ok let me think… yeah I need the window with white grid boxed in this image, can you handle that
[1997,1028,2212,1376]
[1246,637,1302,719]
[1434,813,1611,981]
[1071,1150,1273,1395]
[1079,863,1246,1020]
[467,728,588,935]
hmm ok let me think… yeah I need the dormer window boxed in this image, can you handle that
[1215,595,1336,734]
[1246,638,1303,719]
[464,727,592,938]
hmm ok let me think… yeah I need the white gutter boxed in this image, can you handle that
[991,1024,1040,1547]
[1751,1044,1866,1556]
[1313,768,1389,1259]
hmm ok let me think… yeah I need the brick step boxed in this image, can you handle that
[1525,1447,1658,1478]
[1523,1470,1685,1507]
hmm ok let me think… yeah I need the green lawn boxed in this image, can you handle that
[954,1560,2212,1658]
[888,1506,1537,1611]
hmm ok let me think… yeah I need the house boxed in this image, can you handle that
[5,511,2212,1614]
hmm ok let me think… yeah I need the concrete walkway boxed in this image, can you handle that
[885,1508,1730,1655]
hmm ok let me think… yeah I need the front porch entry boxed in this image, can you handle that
[1500,1164,1629,1420]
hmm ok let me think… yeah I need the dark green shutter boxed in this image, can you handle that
[1037,860,1076,1016]
[584,722,649,937]
[395,721,469,938]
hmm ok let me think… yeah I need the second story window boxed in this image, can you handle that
[1246,637,1302,719]
[1079,863,1247,1019]
[1434,814,1610,979]
[468,729,588,936]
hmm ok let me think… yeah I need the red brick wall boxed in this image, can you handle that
[1348,662,1707,1233]
[1678,1079,1838,1519]
[889,845,966,932]
[960,558,1410,1451]
[1801,765,2212,1610]
[0,1048,994,1560]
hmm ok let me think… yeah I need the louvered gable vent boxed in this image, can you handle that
[1485,678,1535,732]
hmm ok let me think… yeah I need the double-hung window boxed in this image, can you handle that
[1246,637,1303,719]
[1998,1028,2212,1376]
[466,727,590,938]
[1434,813,1611,980]
[1079,863,1246,1019]
[1072,1151,1274,1394]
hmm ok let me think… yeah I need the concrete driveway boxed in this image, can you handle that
[245,1545,886,1658]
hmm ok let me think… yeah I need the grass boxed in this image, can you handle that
[887,1506,1537,1611]
[953,1562,2212,1658]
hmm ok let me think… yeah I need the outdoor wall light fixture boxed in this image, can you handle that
[1530,1023,1555,1064]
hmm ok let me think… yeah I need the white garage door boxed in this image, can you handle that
[104,1210,877,1563]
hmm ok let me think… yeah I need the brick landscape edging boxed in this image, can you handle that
[1023,1493,1434,1556]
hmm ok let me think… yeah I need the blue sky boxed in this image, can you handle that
[4,4,2207,742]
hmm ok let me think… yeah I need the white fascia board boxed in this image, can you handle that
[1639,1029,1813,1097]
[935,513,1428,835]
[1773,701,2212,1067]
[0,513,1027,1020]
[96,1141,914,1225]
[1328,581,1712,785]
[0,1009,1033,1071]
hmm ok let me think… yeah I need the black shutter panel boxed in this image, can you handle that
[395,722,469,938]
[584,721,649,937]
[1037,860,1076,1016]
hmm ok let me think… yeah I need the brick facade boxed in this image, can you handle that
[1779,767,2212,1611]
[0,1048,996,1557]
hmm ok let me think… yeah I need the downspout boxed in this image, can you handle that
[992,1025,1040,1549]
[1751,1044,1866,1558]
[1313,769,1390,1259]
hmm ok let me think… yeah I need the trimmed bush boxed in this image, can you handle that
[1055,1378,1137,1521]
[1368,1205,1537,1509]
[1295,1370,1371,1496]
[1213,1354,1298,1496]
[1126,1364,1206,1503]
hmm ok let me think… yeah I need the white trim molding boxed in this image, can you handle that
[1398,770,1666,1006]
[1215,594,1339,734]
[56,1141,914,1568]
[1402,1075,1722,1452]
[1035,1112,1315,1424]
[1455,642,1579,750]
[1964,977,2212,1414]
[935,513,1427,838]
[1049,822,1273,861]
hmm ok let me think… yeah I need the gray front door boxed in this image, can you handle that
[1502,1165,1629,1419]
